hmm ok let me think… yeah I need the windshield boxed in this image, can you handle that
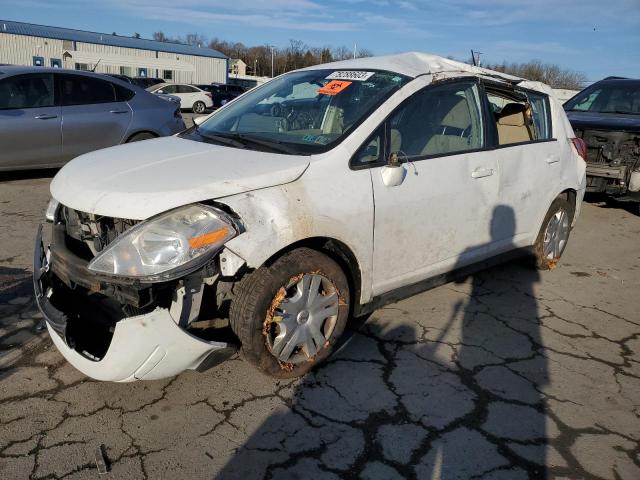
[186,69,409,154]
[565,82,640,114]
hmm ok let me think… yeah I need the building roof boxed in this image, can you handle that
[0,19,227,60]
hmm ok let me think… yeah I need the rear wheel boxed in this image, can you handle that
[192,101,206,114]
[533,196,574,269]
[230,248,350,378]
[126,132,155,142]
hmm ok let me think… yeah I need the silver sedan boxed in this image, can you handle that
[0,66,186,171]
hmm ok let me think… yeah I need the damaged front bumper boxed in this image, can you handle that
[33,224,236,382]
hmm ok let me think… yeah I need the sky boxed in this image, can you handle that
[1,0,639,81]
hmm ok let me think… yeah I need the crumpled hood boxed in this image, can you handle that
[51,136,309,219]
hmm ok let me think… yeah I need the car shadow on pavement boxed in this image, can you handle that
[216,206,550,479]
[0,168,58,183]
[0,265,46,380]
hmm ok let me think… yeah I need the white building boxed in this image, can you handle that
[0,20,228,84]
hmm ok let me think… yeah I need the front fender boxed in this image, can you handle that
[221,170,375,304]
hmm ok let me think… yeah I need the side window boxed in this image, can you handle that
[487,90,550,145]
[161,85,178,94]
[60,75,116,106]
[526,92,551,140]
[353,127,385,167]
[0,74,55,110]
[177,85,197,94]
[389,81,484,159]
[113,83,135,102]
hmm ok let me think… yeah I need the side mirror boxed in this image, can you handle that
[381,152,407,187]
[193,115,208,126]
[156,89,164,94]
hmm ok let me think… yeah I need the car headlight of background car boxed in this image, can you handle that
[88,204,237,281]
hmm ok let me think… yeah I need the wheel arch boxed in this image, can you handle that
[124,130,159,143]
[262,236,363,315]
[532,187,578,244]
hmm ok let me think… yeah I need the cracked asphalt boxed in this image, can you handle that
[1,166,639,479]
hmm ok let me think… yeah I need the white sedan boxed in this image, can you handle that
[147,83,213,113]
[35,52,586,382]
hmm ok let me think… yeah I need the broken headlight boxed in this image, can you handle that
[88,204,237,281]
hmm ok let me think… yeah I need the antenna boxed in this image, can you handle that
[91,58,102,72]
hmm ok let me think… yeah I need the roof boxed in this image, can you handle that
[0,19,226,60]
[304,51,522,83]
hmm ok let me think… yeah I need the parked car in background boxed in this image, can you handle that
[0,66,185,171]
[131,77,164,89]
[564,77,640,208]
[147,83,213,113]
[195,83,246,108]
[35,52,586,382]
[106,73,134,84]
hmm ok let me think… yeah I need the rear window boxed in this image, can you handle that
[565,82,640,114]
[60,75,116,106]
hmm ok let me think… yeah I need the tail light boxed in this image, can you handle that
[571,137,587,161]
[174,107,182,119]
[205,93,213,99]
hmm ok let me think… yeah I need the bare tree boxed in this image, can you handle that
[153,31,167,42]
[485,60,587,89]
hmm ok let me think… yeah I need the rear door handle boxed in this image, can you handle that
[546,155,560,164]
[34,114,57,120]
[109,110,129,114]
[471,168,494,179]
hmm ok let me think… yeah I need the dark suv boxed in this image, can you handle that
[564,77,640,206]
[195,83,246,108]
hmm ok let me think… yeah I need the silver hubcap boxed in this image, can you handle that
[266,273,340,364]
[195,103,204,113]
[543,208,570,260]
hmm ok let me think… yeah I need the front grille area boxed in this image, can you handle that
[60,206,140,259]
[575,128,640,167]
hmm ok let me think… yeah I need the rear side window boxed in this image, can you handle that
[0,73,55,109]
[487,90,551,145]
[526,91,551,140]
[114,83,135,102]
[389,81,485,159]
[60,75,116,106]
[177,85,198,93]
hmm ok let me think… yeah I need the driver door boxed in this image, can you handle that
[362,80,501,296]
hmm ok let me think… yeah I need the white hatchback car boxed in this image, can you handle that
[35,53,587,382]
[147,82,213,113]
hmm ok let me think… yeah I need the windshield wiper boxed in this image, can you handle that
[204,132,297,154]
[197,131,248,149]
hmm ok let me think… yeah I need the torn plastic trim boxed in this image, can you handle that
[44,306,236,382]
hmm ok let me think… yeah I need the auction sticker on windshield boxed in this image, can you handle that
[318,80,352,95]
[326,71,375,81]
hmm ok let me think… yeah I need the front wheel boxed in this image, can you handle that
[533,196,574,270]
[229,248,350,378]
[192,101,206,114]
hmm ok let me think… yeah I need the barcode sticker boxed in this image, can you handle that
[326,71,375,81]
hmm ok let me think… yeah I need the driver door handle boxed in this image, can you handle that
[109,110,129,114]
[34,114,57,120]
[471,167,494,179]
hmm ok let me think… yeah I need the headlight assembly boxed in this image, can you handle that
[88,204,237,281]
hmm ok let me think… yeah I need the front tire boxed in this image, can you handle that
[533,196,574,270]
[230,248,350,378]
[192,101,206,114]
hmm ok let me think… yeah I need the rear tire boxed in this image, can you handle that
[230,248,350,378]
[126,132,155,143]
[192,101,206,114]
[533,196,574,270]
